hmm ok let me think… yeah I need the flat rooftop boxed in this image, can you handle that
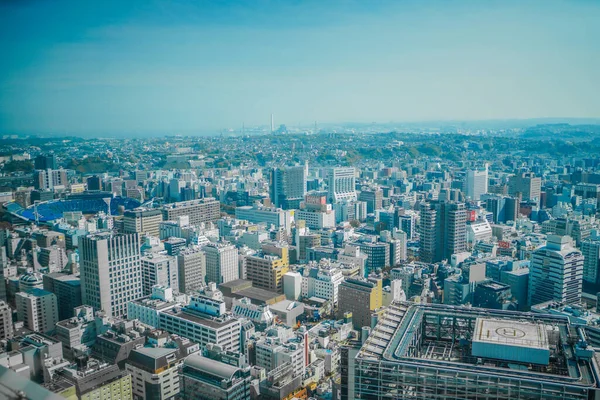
[357,303,597,386]
[473,318,549,350]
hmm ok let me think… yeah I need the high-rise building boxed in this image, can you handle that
[177,248,206,293]
[161,198,220,225]
[269,166,307,209]
[202,242,239,285]
[0,300,13,340]
[509,172,542,201]
[380,229,407,266]
[79,232,143,317]
[419,200,467,263]
[16,288,58,334]
[123,208,163,237]
[34,154,57,170]
[328,167,357,203]
[141,253,179,296]
[529,235,583,306]
[504,196,519,222]
[337,276,382,330]
[466,165,488,200]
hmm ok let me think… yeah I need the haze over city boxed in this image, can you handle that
[1,0,599,135]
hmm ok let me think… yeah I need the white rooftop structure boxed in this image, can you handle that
[472,318,550,365]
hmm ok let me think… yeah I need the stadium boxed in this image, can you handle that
[3,192,141,223]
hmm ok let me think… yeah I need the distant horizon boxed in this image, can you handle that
[3,116,600,139]
[1,0,599,135]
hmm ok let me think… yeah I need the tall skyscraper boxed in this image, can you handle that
[80,232,143,317]
[202,242,239,285]
[328,167,357,203]
[528,235,583,306]
[419,200,467,263]
[466,164,488,200]
[269,166,307,209]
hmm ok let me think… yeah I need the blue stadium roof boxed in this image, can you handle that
[5,196,141,222]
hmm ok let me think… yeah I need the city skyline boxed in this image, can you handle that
[1,0,599,135]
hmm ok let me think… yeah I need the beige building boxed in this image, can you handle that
[246,244,289,293]
[161,198,220,225]
[337,276,382,329]
[508,172,542,201]
[122,208,163,237]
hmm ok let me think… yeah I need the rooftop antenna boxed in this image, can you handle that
[271,113,274,134]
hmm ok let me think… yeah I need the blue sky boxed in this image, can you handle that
[1,0,599,135]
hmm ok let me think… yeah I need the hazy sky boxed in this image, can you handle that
[1,0,599,135]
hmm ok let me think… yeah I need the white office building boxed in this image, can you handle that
[328,167,357,203]
[299,263,344,305]
[16,288,58,334]
[529,235,584,306]
[466,165,488,201]
[202,242,239,285]
[235,204,292,234]
[79,232,143,317]
[141,253,179,296]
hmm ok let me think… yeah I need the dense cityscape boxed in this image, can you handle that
[2,0,600,399]
[0,122,599,399]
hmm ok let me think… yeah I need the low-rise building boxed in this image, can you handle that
[179,354,251,400]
